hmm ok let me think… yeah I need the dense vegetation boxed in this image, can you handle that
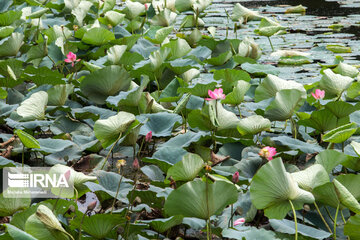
[0,0,360,239]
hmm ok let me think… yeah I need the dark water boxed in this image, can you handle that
[241,0,360,16]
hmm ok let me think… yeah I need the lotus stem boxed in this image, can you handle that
[206,219,211,240]
[314,202,333,234]
[289,200,298,240]
[100,133,122,170]
[290,117,297,139]
[334,204,339,240]
[230,204,234,227]
[267,37,274,51]
[22,145,24,168]
[111,167,123,214]
[341,210,346,225]
[236,105,242,118]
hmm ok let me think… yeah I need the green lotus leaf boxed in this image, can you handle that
[319,69,353,97]
[238,37,262,60]
[138,111,182,137]
[145,26,173,44]
[0,10,22,26]
[25,205,72,240]
[82,27,115,46]
[164,38,192,60]
[178,82,216,98]
[255,74,306,102]
[285,5,307,14]
[213,69,250,93]
[278,56,312,65]
[94,111,136,148]
[326,44,351,53]
[336,174,360,201]
[209,100,242,137]
[0,87,7,99]
[0,192,31,217]
[325,101,360,119]
[175,0,194,12]
[80,65,131,104]
[106,76,150,111]
[16,91,48,121]
[28,8,49,18]
[4,224,37,240]
[0,32,24,57]
[237,115,271,136]
[104,10,125,26]
[250,158,315,219]
[241,62,280,77]
[231,3,262,24]
[333,179,360,214]
[255,18,286,37]
[333,62,359,78]
[49,164,97,198]
[270,219,331,240]
[344,215,360,239]
[107,45,127,65]
[70,213,124,239]
[71,0,92,26]
[150,8,177,26]
[140,216,184,233]
[192,0,212,12]
[206,51,232,66]
[221,80,250,105]
[47,84,74,106]
[264,89,305,121]
[124,0,145,19]
[298,109,338,133]
[291,164,329,192]
[166,153,204,181]
[322,122,357,143]
[180,14,205,28]
[0,26,14,38]
[315,150,350,173]
[14,129,40,149]
[312,182,340,209]
[165,180,238,219]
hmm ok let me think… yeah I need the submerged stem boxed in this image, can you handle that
[289,200,298,240]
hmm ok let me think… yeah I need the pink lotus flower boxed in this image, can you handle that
[259,146,277,161]
[64,52,80,67]
[145,131,152,142]
[64,170,71,181]
[87,201,97,211]
[205,88,226,101]
[311,89,325,100]
[133,158,140,170]
[232,171,239,184]
[144,3,149,10]
[234,218,245,226]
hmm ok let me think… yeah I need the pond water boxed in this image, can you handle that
[184,0,360,88]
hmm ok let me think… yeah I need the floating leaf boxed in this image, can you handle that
[255,18,286,37]
[326,44,351,53]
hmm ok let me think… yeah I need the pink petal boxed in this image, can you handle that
[71,62,75,67]
[234,218,245,226]
[64,59,72,63]
[205,98,213,101]
[311,92,318,100]
[208,90,216,99]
